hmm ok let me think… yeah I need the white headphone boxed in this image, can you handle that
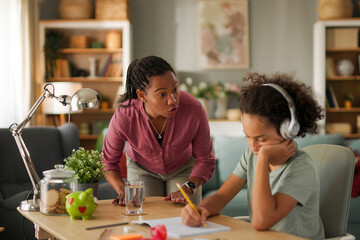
[262,83,300,139]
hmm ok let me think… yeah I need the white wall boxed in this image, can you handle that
[130,0,317,87]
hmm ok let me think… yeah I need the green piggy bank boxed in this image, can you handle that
[65,188,97,220]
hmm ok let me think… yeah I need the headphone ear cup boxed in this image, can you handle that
[280,118,300,140]
[280,119,291,140]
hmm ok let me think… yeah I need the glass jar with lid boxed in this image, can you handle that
[40,164,77,215]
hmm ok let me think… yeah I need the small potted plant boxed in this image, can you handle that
[64,147,105,198]
[343,94,355,109]
[44,31,65,80]
[100,95,110,109]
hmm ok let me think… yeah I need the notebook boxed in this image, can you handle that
[132,217,231,238]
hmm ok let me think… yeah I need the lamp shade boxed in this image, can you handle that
[42,82,82,114]
[70,88,102,112]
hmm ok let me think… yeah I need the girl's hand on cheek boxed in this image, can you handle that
[259,140,296,165]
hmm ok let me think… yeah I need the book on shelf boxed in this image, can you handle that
[110,53,122,77]
[326,86,339,108]
[98,53,122,78]
[106,53,122,77]
[61,59,70,77]
[328,86,339,108]
[52,59,71,78]
[326,57,337,77]
[99,54,112,77]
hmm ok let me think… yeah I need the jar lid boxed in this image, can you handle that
[43,164,75,179]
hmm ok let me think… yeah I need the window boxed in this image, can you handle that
[0,0,31,127]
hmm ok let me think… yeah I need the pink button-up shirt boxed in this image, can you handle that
[102,91,215,182]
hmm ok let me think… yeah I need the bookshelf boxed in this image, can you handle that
[314,19,360,138]
[38,20,132,149]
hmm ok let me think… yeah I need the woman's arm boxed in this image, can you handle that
[251,140,297,230]
[105,170,126,205]
[181,174,246,226]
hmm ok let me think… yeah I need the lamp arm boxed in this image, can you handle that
[9,85,56,202]
[14,88,53,133]
[12,134,41,195]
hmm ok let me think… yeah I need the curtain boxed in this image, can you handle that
[0,0,36,128]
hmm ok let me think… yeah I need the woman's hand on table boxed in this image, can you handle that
[112,194,125,206]
[112,191,146,206]
[181,204,209,227]
[164,188,192,203]
[112,188,125,206]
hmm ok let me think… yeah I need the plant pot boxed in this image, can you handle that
[344,100,353,109]
[77,182,99,200]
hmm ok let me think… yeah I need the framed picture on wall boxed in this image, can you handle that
[198,0,249,69]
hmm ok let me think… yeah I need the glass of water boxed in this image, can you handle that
[124,180,144,215]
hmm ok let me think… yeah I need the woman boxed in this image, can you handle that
[180,73,325,240]
[102,56,215,205]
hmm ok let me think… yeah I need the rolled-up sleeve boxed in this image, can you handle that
[102,111,126,171]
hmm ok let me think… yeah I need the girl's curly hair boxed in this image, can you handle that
[239,72,324,137]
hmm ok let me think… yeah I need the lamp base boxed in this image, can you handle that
[20,199,40,211]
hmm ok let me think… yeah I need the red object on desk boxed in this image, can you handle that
[150,225,167,240]
[110,234,143,240]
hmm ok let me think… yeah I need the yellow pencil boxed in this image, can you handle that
[176,183,207,227]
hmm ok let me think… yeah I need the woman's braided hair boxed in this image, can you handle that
[118,56,175,107]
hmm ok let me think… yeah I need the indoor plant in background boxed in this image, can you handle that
[44,31,65,80]
[343,93,355,109]
[64,147,105,198]
[179,77,216,118]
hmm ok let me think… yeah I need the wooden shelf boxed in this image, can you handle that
[327,48,360,52]
[80,134,99,140]
[61,48,122,54]
[39,20,131,149]
[327,108,360,113]
[80,109,115,114]
[327,76,360,81]
[48,77,122,83]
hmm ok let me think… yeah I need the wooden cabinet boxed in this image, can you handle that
[38,20,131,149]
[314,19,360,138]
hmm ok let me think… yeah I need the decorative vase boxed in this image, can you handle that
[197,98,209,117]
[77,182,99,200]
[207,98,217,119]
[215,97,229,119]
[336,59,354,76]
[106,30,122,49]
[88,57,97,78]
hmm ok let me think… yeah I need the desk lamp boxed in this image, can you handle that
[9,83,102,211]
[42,82,82,125]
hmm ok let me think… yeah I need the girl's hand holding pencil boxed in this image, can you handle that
[176,183,209,227]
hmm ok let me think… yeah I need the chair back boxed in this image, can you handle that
[302,144,355,238]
